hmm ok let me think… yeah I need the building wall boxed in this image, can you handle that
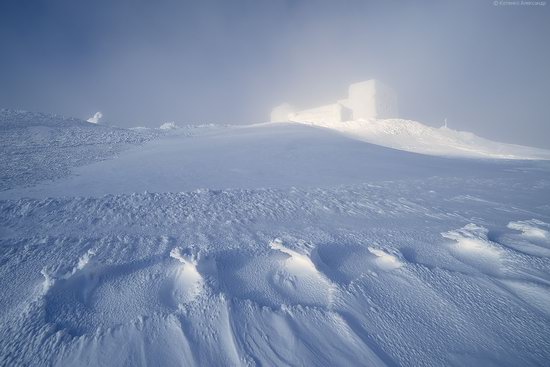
[270,79,398,123]
[271,103,296,122]
[348,80,398,120]
[289,103,351,124]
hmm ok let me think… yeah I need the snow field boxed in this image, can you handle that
[1,110,550,366]
[2,204,549,366]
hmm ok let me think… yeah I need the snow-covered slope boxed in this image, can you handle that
[287,118,550,160]
[0,121,516,199]
[1,110,550,366]
[0,109,164,191]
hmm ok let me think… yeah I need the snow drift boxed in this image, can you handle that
[1,109,550,366]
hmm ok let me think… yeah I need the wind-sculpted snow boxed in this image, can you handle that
[496,220,550,257]
[1,173,550,365]
[0,109,229,194]
[0,109,169,191]
[442,224,505,275]
[3,121,550,200]
[1,115,550,366]
[508,219,549,240]
[441,223,550,320]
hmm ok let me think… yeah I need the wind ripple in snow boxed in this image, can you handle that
[43,246,203,335]
[442,223,550,318]
[497,219,550,257]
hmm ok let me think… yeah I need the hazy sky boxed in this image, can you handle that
[1,0,549,148]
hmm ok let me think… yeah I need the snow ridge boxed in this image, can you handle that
[286,117,550,160]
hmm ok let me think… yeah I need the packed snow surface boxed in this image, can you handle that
[1,110,550,366]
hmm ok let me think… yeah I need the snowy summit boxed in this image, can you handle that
[1,1,550,366]
[1,108,550,367]
[271,79,550,160]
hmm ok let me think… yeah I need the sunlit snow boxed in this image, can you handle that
[1,109,550,366]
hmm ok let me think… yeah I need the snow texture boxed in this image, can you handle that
[1,109,550,366]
